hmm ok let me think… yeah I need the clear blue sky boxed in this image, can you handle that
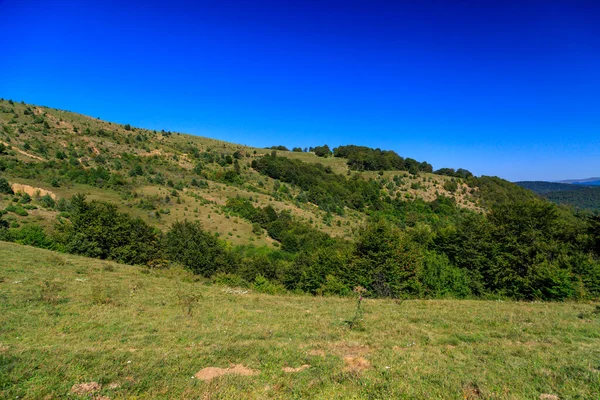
[1,0,599,181]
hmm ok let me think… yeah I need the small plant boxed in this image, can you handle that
[177,288,202,317]
[46,254,66,266]
[36,280,66,305]
[345,286,366,330]
[90,282,122,306]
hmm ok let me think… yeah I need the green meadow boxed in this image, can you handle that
[1,241,598,399]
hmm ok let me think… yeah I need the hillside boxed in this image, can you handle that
[517,181,600,212]
[1,98,599,302]
[1,241,599,399]
[0,99,481,247]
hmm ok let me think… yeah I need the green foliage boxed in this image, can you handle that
[268,145,289,151]
[346,217,423,298]
[434,167,473,179]
[0,177,13,194]
[10,224,54,249]
[318,274,351,296]
[252,274,287,295]
[443,179,458,193]
[471,176,537,208]
[226,197,337,252]
[164,220,234,277]
[313,144,332,157]
[212,272,249,288]
[251,152,382,213]
[5,205,28,216]
[419,251,471,298]
[56,194,161,265]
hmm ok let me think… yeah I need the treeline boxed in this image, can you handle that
[434,167,473,179]
[333,145,433,174]
[516,181,600,212]
[252,151,382,214]
[2,189,599,300]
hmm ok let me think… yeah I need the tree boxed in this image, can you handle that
[346,218,423,297]
[58,194,161,264]
[313,144,332,157]
[164,221,234,276]
[0,177,13,194]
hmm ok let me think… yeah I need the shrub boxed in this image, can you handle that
[11,224,54,248]
[164,220,234,276]
[318,274,351,296]
[213,272,249,288]
[252,274,287,295]
[0,178,13,194]
[39,194,56,209]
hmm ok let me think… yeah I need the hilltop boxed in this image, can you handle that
[0,99,482,246]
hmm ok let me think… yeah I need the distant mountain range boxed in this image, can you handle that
[516,180,600,211]
[557,178,600,186]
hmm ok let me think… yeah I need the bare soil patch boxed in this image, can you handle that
[343,356,370,372]
[282,364,310,373]
[194,364,259,381]
[71,382,101,395]
[11,183,57,200]
[308,349,326,357]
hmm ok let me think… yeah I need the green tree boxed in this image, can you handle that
[0,177,13,194]
[346,218,423,297]
[164,221,234,276]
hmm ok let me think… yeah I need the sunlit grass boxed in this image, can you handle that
[1,241,598,399]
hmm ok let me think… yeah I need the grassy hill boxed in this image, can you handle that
[517,181,600,212]
[1,241,599,399]
[0,98,480,247]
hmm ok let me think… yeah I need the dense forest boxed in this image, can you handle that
[517,181,600,212]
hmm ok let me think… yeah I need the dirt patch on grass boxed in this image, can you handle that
[308,349,326,357]
[71,382,101,395]
[343,356,370,372]
[539,395,560,400]
[194,364,259,381]
[282,364,310,373]
[11,183,57,200]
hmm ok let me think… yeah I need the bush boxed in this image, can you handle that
[57,194,162,265]
[5,205,28,216]
[419,251,471,298]
[252,274,287,295]
[11,224,54,248]
[0,178,13,194]
[164,220,234,276]
[39,194,56,209]
[213,272,249,288]
[318,274,351,296]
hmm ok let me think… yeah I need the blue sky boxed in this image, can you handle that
[1,0,599,181]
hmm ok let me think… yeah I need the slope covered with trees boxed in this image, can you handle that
[1,98,599,300]
[517,181,600,211]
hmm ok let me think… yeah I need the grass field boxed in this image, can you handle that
[1,241,599,399]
